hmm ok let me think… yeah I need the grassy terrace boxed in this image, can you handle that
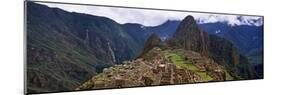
[166,52,213,81]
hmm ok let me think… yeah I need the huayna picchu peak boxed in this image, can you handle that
[26,2,263,94]
[169,15,209,57]
[169,15,256,79]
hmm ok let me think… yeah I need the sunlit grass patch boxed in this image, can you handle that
[166,52,213,81]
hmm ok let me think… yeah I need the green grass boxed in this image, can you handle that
[167,53,198,71]
[166,52,213,81]
[79,80,94,89]
[197,72,213,81]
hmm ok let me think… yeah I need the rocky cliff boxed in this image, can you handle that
[169,15,209,56]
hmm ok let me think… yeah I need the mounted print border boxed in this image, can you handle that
[24,1,264,94]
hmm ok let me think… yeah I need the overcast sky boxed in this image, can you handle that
[37,2,263,27]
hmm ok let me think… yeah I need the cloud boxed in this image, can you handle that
[37,2,263,26]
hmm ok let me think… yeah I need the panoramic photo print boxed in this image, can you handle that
[25,1,264,94]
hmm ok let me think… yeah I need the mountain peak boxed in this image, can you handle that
[161,20,180,26]
[173,15,200,36]
[138,33,162,58]
[170,15,209,56]
[181,15,197,26]
[184,15,196,21]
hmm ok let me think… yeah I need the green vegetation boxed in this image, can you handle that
[165,52,213,81]
[78,80,94,90]
[167,53,197,71]
[224,70,234,80]
[197,72,213,81]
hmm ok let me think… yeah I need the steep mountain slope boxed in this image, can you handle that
[121,23,150,47]
[168,16,209,56]
[198,23,263,65]
[168,15,256,79]
[27,2,141,93]
[138,33,164,57]
[198,23,263,54]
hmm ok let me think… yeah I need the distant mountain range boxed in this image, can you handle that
[26,2,263,94]
[122,19,263,65]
